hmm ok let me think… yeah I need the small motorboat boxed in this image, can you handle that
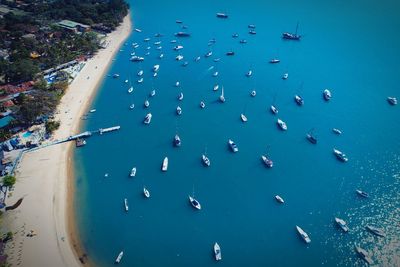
[173,45,184,51]
[205,51,213,57]
[143,187,150,198]
[277,119,288,131]
[269,59,280,64]
[216,13,228,18]
[137,78,144,83]
[332,128,342,135]
[115,251,124,264]
[128,86,133,93]
[129,167,136,177]
[144,100,150,108]
[176,106,182,115]
[249,30,256,35]
[275,195,284,203]
[124,198,129,212]
[323,89,332,101]
[143,113,152,124]
[387,97,397,105]
[282,73,288,80]
[261,155,273,168]
[200,101,206,109]
[246,70,252,77]
[213,71,219,77]
[214,242,222,261]
[232,33,239,38]
[129,104,134,110]
[175,81,180,87]
[251,90,256,97]
[150,90,156,97]
[153,64,160,72]
[213,84,219,91]
[137,70,144,76]
[176,55,184,61]
[194,56,201,61]
[189,196,201,210]
[226,51,235,56]
[356,189,369,198]
[202,154,211,166]
[294,95,304,106]
[161,157,168,171]
[270,105,278,114]
[178,92,184,100]
[174,134,181,147]
[228,139,239,152]
[239,39,247,44]
[240,114,248,122]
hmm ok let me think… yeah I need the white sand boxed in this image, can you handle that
[2,14,132,267]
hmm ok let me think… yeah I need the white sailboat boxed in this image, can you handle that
[161,157,168,171]
[219,87,225,102]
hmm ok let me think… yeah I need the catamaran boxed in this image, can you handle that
[189,196,201,210]
[214,242,222,261]
[296,226,311,243]
[228,139,239,152]
[143,113,152,124]
[162,157,168,171]
[130,167,137,177]
[277,119,288,130]
[115,251,124,264]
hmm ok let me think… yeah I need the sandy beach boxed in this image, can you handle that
[2,13,132,267]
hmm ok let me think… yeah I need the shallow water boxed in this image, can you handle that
[74,0,400,266]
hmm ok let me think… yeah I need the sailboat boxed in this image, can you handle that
[219,87,225,102]
[282,22,302,40]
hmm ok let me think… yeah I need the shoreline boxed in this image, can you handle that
[3,13,132,267]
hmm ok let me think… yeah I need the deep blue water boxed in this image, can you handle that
[73,0,400,266]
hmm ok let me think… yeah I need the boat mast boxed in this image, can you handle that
[295,22,299,35]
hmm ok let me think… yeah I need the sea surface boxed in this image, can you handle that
[73,0,400,266]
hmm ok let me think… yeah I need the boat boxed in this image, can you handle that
[333,148,348,162]
[214,242,222,261]
[161,157,168,171]
[176,55,184,61]
[156,46,162,50]
[113,74,120,78]
[154,41,161,45]
[176,106,182,115]
[219,87,225,102]
[306,130,317,144]
[228,139,239,152]
[200,101,205,109]
[270,59,280,64]
[143,187,150,198]
[294,95,304,105]
[239,39,247,44]
[232,33,239,38]
[75,138,86,147]
[174,32,191,37]
[213,58,220,62]
[173,45,184,50]
[275,195,284,203]
[194,56,201,61]
[213,71,219,77]
[178,92,184,101]
[159,53,164,59]
[143,113,152,124]
[296,226,311,243]
[153,72,158,77]
[176,20,183,24]
[366,225,385,237]
[174,134,181,147]
[248,24,256,29]
[270,105,278,114]
[226,51,235,56]
[135,28,142,32]
[332,128,342,135]
[246,70,252,77]
[137,70,144,76]
[182,61,189,67]
[137,78,143,83]
[251,90,256,97]
[323,89,332,101]
[356,189,369,198]
[282,73,289,79]
[334,217,349,232]
[170,39,177,43]
[249,30,256,35]
[89,109,96,113]
[189,196,201,210]
[124,198,129,212]
[144,37,150,42]
[282,23,302,40]
[115,251,124,264]
[261,155,273,168]
[216,13,228,18]
[387,96,397,105]
[129,104,134,109]
[277,119,288,130]
[202,154,211,166]
[205,51,213,57]
[128,86,133,93]
[355,246,373,265]
[150,90,156,97]
[125,79,128,83]
[130,56,144,62]
[153,64,160,72]
[175,81,180,87]
[144,100,150,108]
[240,114,248,122]
[130,167,137,177]
[213,84,219,91]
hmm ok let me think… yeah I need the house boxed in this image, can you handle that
[0,49,9,60]
[56,20,90,33]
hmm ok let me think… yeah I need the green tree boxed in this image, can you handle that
[45,120,60,134]
[2,175,16,187]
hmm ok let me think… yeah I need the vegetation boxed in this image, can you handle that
[2,175,16,187]
[45,120,60,134]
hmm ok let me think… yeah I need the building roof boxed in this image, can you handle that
[57,20,90,30]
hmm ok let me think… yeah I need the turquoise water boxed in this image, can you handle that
[74,0,400,266]
[22,131,32,138]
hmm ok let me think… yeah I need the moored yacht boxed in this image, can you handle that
[214,242,222,261]
[249,30,256,35]
[226,51,235,56]
[115,251,124,264]
[189,196,201,210]
[270,105,278,114]
[228,139,239,152]
[335,217,349,232]
[216,13,228,18]
[173,45,184,51]
[306,131,317,144]
[174,32,191,37]
[365,225,385,237]
[333,148,348,162]
[143,113,152,124]
[240,39,247,44]
[275,195,284,203]
[282,23,302,40]
[323,89,332,101]
[261,155,273,168]
[143,187,150,198]
[176,55,184,61]
[269,59,280,64]
[282,73,288,80]
[240,114,248,122]
[387,96,397,105]
[176,106,182,115]
[130,167,137,177]
[296,226,311,243]
[124,198,129,212]
[294,95,304,105]
[219,87,225,102]
[150,90,156,97]
[355,246,373,265]
[202,154,211,166]
[246,70,253,77]
[200,101,206,109]
[332,128,342,135]
[178,92,184,100]
[356,189,369,198]
[250,90,256,97]
[128,86,133,93]
[174,134,181,147]
[144,99,150,108]
[161,157,168,171]
[277,119,288,130]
